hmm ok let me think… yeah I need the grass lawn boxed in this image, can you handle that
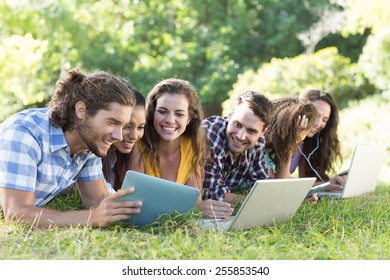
[1,182,389,260]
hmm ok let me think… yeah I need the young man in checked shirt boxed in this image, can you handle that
[200,91,273,219]
[0,68,143,228]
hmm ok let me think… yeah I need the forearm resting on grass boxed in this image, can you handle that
[0,188,142,228]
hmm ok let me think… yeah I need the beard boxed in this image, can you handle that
[77,118,107,157]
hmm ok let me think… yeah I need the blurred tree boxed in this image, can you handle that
[342,0,390,95]
[0,33,54,118]
[316,28,371,63]
[222,47,375,113]
[342,0,390,35]
[296,0,345,54]
[0,0,379,121]
[358,27,390,93]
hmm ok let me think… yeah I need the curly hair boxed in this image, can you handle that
[299,89,342,180]
[265,97,317,171]
[49,68,135,131]
[141,78,208,182]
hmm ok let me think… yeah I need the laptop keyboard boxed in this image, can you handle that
[317,191,343,199]
[197,216,235,230]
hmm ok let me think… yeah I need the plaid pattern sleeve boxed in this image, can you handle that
[202,116,234,200]
[0,124,41,192]
[0,108,104,206]
[202,116,269,200]
[203,155,229,200]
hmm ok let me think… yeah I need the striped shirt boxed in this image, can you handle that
[202,116,269,200]
[0,108,103,207]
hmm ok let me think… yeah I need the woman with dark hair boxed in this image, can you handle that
[265,97,317,179]
[291,89,346,190]
[129,78,208,201]
[102,88,146,194]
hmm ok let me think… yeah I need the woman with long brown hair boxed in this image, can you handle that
[129,78,208,201]
[291,89,346,190]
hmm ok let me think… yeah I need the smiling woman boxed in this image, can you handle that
[102,88,146,193]
[129,78,208,200]
[290,89,344,191]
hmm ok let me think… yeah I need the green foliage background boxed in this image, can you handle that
[0,0,389,175]
[221,47,375,112]
[0,0,369,119]
[0,0,390,262]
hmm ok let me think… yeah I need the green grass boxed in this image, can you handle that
[1,182,390,260]
[1,96,388,261]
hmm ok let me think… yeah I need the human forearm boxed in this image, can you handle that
[2,204,95,228]
[274,162,292,179]
[77,180,108,208]
[1,187,143,229]
[224,192,246,204]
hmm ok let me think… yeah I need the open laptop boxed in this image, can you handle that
[315,146,386,199]
[198,177,316,231]
[117,170,200,226]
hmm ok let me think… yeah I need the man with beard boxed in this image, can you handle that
[0,68,143,228]
[200,91,273,219]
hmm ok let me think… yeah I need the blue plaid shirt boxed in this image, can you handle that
[202,116,269,200]
[0,108,103,207]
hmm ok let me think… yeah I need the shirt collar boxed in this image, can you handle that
[49,122,69,153]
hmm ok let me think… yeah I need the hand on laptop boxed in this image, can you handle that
[199,199,234,219]
[325,175,347,192]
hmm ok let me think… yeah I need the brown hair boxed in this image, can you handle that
[299,89,342,180]
[141,78,208,181]
[49,68,135,131]
[233,91,273,128]
[265,97,317,170]
[102,88,145,189]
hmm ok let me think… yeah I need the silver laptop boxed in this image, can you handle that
[198,177,316,231]
[316,146,386,199]
[117,170,200,226]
